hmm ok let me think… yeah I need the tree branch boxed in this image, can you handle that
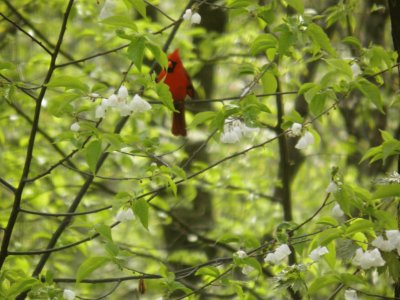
[0,12,52,55]
[0,0,76,271]
[0,177,16,194]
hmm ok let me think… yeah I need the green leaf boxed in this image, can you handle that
[243,257,262,274]
[47,93,80,118]
[190,111,217,128]
[104,241,120,257]
[309,91,327,116]
[287,0,304,13]
[277,24,295,56]
[0,61,15,70]
[6,278,40,298]
[85,140,102,174]
[217,233,241,244]
[385,252,400,281]
[100,15,137,31]
[372,184,400,199]
[156,82,175,111]
[133,198,149,230]
[339,273,366,286]
[324,242,336,269]
[360,145,382,163]
[316,216,338,227]
[94,223,113,242]
[261,72,277,94]
[76,256,110,283]
[47,75,89,93]
[345,218,374,235]
[355,78,383,112]
[306,23,337,57]
[195,266,220,278]
[250,34,277,56]
[147,42,168,69]
[103,133,125,152]
[127,36,146,71]
[319,228,342,245]
[325,59,353,78]
[309,274,340,294]
[342,36,361,50]
[382,139,400,163]
[126,0,147,18]
[298,82,318,95]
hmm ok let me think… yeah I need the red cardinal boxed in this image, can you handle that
[157,49,194,136]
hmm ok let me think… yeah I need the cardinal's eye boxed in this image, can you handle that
[167,61,177,73]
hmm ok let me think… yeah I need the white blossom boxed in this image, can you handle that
[191,12,201,24]
[89,92,100,99]
[290,123,302,137]
[101,98,110,107]
[129,94,152,113]
[331,204,344,218]
[119,103,132,117]
[304,8,317,16]
[236,250,247,259]
[295,131,314,149]
[376,171,400,185]
[187,234,198,242]
[372,230,400,254]
[182,9,201,24]
[117,86,129,100]
[63,289,75,300]
[107,94,119,107]
[183,9,192,21]
[115,208,135,222]
[220,119,259,144]
[309,246,329,261]
[70,122,80,132]
[372,236,394,252]
[352,248,385,269]
[344,289,358,300]
[220,130,241,144]
[351,63,361,77]
[264,244,291,265]
[326,181,339,194]
[95,105,106,118]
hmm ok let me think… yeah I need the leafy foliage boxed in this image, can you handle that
[0,0,399,299]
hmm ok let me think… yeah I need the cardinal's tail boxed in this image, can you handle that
[172,102,186,136]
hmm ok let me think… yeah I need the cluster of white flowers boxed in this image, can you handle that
[352,248,385,269]
[326,181,339,193]
[372,230,400,254]
[331,203,344,218]
[295,131,315,149]
[264,244,291,265]
[70,122,80,132]
[376,171,400,185]
[309,246,329,261]
[96,86,151,118]
[63,289,75,300]
[235,250,247,259]
[115,208,135,222]
[220,119,259,144]
[344,289,358,300]
[183,9,201,24]
[289,122,303,137]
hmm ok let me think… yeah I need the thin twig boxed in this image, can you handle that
[0,12,52,55]
[0,177,16,194]
[0,0,76,271]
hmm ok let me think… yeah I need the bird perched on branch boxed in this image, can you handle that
[157,49,194,136]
